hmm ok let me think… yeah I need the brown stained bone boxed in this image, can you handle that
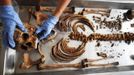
[58,14,95,32]
[80,58,119,68]
[79,8,111,16]
[14,23,38,51]
[60,39,77,53]
[51,38,86,62]
[85,61,119,68]
[51,42,85,62]
[69,32,89,43]
[28,7,74,25]
[35,6,75,14]
[57,41,85,60]
[60,38,86,54]
[37,43,46,63]
[58,14,72,32]
[41,29,57,43]
[72,24,86,33]
[52,46,80,62]
[38,58,119,70]
[94,32,134,43]
[97,52,107,58]
[38,63,81,70]
[20,53,44,69]
[66,15,95,31]
[57,42,76,59]
[28,9,48,25]
[58,40,85,58]
[14,22,57,49]
[69,32,134,44]
[39,63,82,70]
[51,45,74,62]
[15,23,57,69]
[20,53,32,69]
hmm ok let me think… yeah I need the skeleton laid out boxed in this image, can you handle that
[16,9,128,70]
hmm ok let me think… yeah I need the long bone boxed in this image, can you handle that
[38,58,119,70]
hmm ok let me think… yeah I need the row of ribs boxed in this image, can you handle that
[72,24,86,33]
[57,14,95,32]
[69,32,134,44]
[51,38,86,62]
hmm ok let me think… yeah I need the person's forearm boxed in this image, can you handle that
[0,0,12,5]
[53,0,71,18]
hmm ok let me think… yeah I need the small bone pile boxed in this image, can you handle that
[93,15,122,31]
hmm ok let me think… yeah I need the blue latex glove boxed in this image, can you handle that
[0,5,27,48]
[35,15,58,40]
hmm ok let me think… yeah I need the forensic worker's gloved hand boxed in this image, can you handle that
[35,15,58,40]
[0,5,27,48]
